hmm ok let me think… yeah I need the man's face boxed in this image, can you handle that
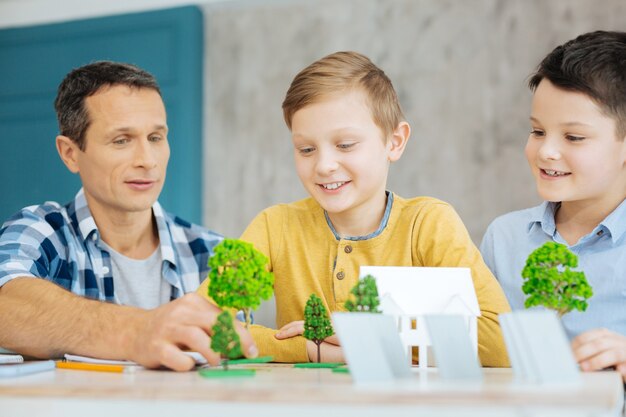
[72,85,170,217]
[525,79,626,207]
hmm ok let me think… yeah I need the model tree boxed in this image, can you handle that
[345,274,381,313]
[303,294,334,363]
[208,238,274,328]
[521,241,593,317]
[211,311,243,370]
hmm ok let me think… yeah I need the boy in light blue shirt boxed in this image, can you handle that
[480,31,626,381]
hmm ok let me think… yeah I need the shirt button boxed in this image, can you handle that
[344,245,353,254]
[336,271,345,280]
[596,230,604,236]
[92,234,97,241]
[102,266,110,275]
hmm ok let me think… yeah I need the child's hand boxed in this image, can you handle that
[275,320,305,339]
[306,340,344,363]
[275,320,340,345]
[572,328,626,382]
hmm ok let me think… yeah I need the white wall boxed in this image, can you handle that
[0,0,215,28]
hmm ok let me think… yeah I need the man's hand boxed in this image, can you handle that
[275,320,340,345]
[572,328,626,382]
[129,293,258,371]
[0,279,257,371]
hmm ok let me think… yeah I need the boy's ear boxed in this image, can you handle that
[387,121,410,162]
[56,135,81,174]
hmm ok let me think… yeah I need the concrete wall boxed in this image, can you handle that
[202,0,625,244]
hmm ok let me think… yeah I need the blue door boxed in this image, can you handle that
[0,6,203,224]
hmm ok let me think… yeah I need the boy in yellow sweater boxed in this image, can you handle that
[202,51,510,365]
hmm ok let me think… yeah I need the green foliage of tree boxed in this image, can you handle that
[521,241,593,317]
[208,239,274,327]
[345,274,381,313]
[303,294,334,363]
[211,311,243,370]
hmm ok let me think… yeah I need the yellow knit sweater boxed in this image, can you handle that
[199,194,511,366]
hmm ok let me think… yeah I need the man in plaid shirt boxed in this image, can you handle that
[0,61,256,370]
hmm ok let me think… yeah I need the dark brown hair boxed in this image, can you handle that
[54,61,161,150]
[529,31,626,139]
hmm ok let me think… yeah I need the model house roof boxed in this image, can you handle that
[360,266,481,317]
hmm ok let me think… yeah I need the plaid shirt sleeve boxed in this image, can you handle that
[159,211,223,297]
[0,203,66,287]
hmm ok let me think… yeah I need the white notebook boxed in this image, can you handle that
[64,351,207,366]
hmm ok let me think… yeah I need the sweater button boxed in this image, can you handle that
[336,271,345,280]
[344,245,353,254]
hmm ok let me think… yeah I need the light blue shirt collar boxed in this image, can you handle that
[527,201,558,238]
[527,199,626,245]
[600,198,626,244]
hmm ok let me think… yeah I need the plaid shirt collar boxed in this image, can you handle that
[70,188,178,269]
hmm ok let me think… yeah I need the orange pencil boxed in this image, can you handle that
[56,361,127,373]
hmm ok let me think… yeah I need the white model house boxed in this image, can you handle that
[360,266,480,369]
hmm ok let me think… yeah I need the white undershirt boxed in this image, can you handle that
[100,240,171,309]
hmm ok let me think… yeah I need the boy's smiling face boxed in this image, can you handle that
[290,88,408,235]
[525,79,626,207]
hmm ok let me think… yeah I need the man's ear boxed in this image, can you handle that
[387,121,410,162]
[619,133,626,166]
[56,135,81,174]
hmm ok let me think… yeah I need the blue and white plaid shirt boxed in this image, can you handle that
[0,189,222,303]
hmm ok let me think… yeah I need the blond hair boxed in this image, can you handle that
[282,51,404,137]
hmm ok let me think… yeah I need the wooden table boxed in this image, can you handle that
[0,365,623,417]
